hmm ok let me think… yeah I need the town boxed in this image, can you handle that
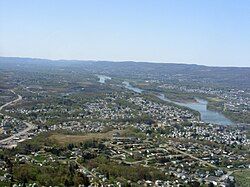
[0,58,249,186]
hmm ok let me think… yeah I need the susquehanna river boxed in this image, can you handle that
[157,93,233,125]
[97,77,233,125]
[122,81,233,125]
[123,81,143,93]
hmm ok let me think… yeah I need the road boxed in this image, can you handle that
[0,90,35,144]
[109,141,217,168]
[160,144,217,169]
[75,159,104,186]
[0,90,22,111]
[0,120,35,144]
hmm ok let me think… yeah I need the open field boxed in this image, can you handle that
[233,169,250,187]
[49,130,122,145]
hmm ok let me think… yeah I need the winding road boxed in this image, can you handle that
[0,90,35,145]
[0,90,22,111]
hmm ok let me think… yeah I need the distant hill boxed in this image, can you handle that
[0,56,249,89]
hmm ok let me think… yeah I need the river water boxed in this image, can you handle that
[122,81,143,93]
[157,93,233,125]
[97,76,233,125]
[121,81,233,125]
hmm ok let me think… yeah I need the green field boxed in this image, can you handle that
[233,170,250,187]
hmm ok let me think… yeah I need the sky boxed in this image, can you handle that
[0,0,250,67]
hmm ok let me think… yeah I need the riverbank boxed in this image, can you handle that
[96,76,237,125]
[136,83,243,125]
[121,81,234,125]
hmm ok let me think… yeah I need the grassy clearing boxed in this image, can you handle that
[233,169,250,187]
[49,130,122,145]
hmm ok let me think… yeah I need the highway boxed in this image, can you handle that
[0,90,22,111]
[0,90,35,145]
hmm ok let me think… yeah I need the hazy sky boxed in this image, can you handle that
[0,0,250,67]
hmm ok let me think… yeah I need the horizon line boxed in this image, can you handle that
[0,55,249,68]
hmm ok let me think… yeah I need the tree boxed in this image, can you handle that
[64,178,70,187]
[74,173,90,186]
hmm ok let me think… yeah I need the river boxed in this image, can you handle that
[122,81,143,93]
[121,81,233,125]
[97,76,233,125]
[157,93,233,125]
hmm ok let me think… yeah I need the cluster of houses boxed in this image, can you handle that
[0,90,16,106]
[159,83,250,117]
[128,96,197,124]
[169,123,249,146]
[0,89,249,186]
[0,116,27,138]
[50,121,107,133]
[5,91,198,129]
[104,132,238,186]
